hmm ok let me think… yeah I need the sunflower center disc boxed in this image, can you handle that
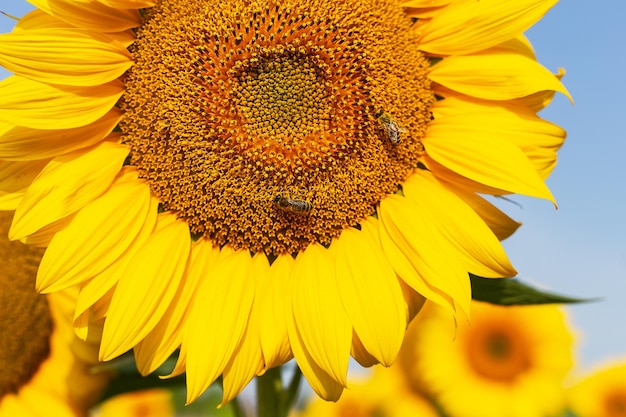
[121,0,434,255]
[466,324,531,382]
[234,54,331,140]
[0,213,52,397]
[605,389,626,417]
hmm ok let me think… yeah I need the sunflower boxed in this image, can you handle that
[296,366,439,417]
[96,389,174,417]
[397,301,574,417]
[567,360,626,417]
[0,211,110,417]
[0,0,568,404]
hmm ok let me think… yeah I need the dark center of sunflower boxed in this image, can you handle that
[605,389,626,417]
[120,0,433,255]
[465,321,531,383]
[0,212,52,397]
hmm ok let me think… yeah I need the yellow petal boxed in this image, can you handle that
[74,285,113,340]
[399,278,427,323]
[134,239,218,376]
[0,109,122,161]
[220,253,270,405]
[429,51,572,102]
[424,155,510,197]
[512,67,567,112]
[377,199,456,316]
[0,28,132,86]
[333,220,406,366]
[14,9,137,48]
[28,0,140,32]
[431,96,566,180]
[350,331,379,368]
[37,174,153,293]
[97,0,156,8]
[184,249,255,404]
[21,217,71,247]
[0,159,48,210]
[288,322,345,401]
[73,179,159,320]
[492,35,536,59]
[0,76,124,129]
[100,213,190,361]
[403,0,451,18]
[419,0,558,55]
[10,142,129,241]
[14,9,73,31]
[424,109,556,203]
[402,171,517,278]
[259,254,294,370]
[440,180,521,241]
[403,0,452,7]
[379,193,471,319]
[287,243,351,389]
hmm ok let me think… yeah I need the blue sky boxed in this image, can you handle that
[1,0,624,375]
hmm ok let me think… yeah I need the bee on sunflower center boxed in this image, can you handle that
[377,111,408,144]
[273,193,313,214]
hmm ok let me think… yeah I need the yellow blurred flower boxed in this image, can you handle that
[0,211,110,417]
[95,389,174,417]
[296,366,438,417]
[0,0,567,404]
[397,301,575,417]
[568,360,626,417]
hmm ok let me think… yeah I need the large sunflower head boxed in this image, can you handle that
[0,211,110,417]
[567,361,626,417]
[397,301,575,417]
[0,0,568,404]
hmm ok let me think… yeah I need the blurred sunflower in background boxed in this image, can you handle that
[294,365,438,417]
[567,360,626,417]
[0,0,568,405]
[0,211,110,417]
[397,301,575,417]
[95,388,174,417]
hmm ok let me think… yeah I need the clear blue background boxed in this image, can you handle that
[1,0,624,375]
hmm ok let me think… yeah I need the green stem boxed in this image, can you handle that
[256,366,285,417]
[282,365,303,413]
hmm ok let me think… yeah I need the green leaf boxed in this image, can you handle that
[470,274,598,305]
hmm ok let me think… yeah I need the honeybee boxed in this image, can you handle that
[377,111,408,144]
[273,193,313,214]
